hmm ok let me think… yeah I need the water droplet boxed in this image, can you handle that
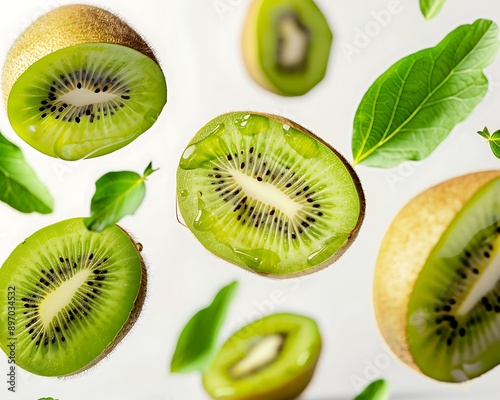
[233,248,280,271]
[234,114,269,136]
[307,235,346,266]
[193,192,218,231]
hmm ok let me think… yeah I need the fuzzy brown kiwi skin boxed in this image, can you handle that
[373,170,500,376]
[185,111,365,279]
[2,4,159,107]
[63,225,147,377]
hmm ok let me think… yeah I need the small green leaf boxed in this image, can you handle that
[143,161,158,178]
[170,281,239,373]
[84,163,156,232]
[489,129,500,158]
[38,398,58,400]
[354,379,390,400]
[477,126,491,140]
[420,0,446,20]
[0,132,54,213]
[352,19,500,168]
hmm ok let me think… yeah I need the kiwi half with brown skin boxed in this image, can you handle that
[242,0,333,96]
[374,170,500,382]
[0,218,146,376]
[3,4,167,160]
[177,112,365,278]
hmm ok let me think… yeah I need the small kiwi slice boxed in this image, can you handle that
[176,112,365,277]
[2,5,167,160]
[203,313,321,400]
[242,0,333,96]
[0,218,146,376]
[374,170,500,382]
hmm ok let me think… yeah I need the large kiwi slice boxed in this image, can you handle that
[176,112,365,277]
[374,170,500,382]
[203,313,321,400]
[242,0,333,96]
[0,218,146,376]
[2,5,167,160]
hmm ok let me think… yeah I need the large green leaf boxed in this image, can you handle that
[84,162,156,232]
[170,281,239,373]
[0,132,53,213]
[420,0,446,20]
[352,19,499,168]
[354,379,390,400]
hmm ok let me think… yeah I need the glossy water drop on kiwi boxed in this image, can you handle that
[2,5,167,160]
[176,112,365,278]
[374,171,500,382]
[0,218,146,376]
[203,313,321,400]
[242,0,333,96]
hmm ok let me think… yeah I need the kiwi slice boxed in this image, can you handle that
[374,171,500,382]
[176,112,364,277]
[0,218,146,376]
[242,0,333,96]
[2,5,167,160]
[203,313,321,400]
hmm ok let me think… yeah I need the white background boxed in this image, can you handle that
[0,0,500,399]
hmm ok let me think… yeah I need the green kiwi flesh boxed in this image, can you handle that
[0,218,146,376]
[407,177,500,381]
[8,43,166,160]
[176,112,364,277]
[243,0,332,96]
[203,313,321,400]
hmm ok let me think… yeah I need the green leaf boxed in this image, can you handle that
[420,0,446,20]
[38,398,58,400]
[170,281,239,373]
[354,379,390,400]
[352,19,499,168]
[477,126,491,140]
[84,163,157,232]
[489,130,500,158]
[0,132,53,213]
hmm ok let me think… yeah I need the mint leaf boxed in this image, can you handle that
[170,281,239,373]
[84,163,157,232]
[354,379,390,400]
[420,0,446,20]
[478,126,500,158]
[352,19,499,167]
[0,132,53,213]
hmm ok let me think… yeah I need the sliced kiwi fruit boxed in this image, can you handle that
[203,313,321,400]
[242,0,333,96]
[0,218,146,376]
[176,112,365,277]
[2,4,167,160]
[374,170,500,382]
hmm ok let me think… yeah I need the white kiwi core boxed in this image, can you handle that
[59,89,118,107]
[457,251,500,316]
[230,169,302,219]
[230,334,284,378]
[39,268,92,327]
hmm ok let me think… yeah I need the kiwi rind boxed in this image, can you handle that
[202,313,322,400]
[176,111,365,278]
[242,0,333,96]
[0,218,147,377]
[374,170,500,380]
[2,4,159,105]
